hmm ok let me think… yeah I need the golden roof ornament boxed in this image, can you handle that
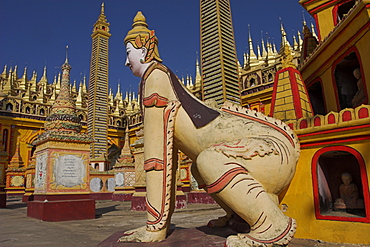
[124,11,162,63]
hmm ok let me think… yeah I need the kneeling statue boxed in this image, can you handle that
[119,11,300,247]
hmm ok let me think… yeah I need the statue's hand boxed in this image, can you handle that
[118,226,167,243]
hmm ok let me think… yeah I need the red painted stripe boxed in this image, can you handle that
[207,167,247,194]
[299,123,370,137]
[246,218,293,243]
[300,135,370,148]
[144,158,164,171]
[307,0,340,14]
[146,200,160,219]
[289,68,303,119]
[143,93,169,107]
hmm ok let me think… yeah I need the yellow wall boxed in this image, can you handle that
[357,31,370,99]
[316,7,335,40]
[281,141,370,244]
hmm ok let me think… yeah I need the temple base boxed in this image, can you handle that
[27,199,95,221]
[112,193,133,201]
[131,195,187,211]
[90,192,113,200]
[0,192,6,208]
[187,192,216,204]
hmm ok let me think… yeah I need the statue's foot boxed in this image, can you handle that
[118,226,167,243]
[225,217,296,247]
[207,215,231,228]
[228,215,250,233]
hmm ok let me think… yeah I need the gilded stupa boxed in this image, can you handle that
[33,48,92,145]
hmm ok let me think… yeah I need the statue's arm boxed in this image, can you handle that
[142,69,179,233]
[142,69,174,171]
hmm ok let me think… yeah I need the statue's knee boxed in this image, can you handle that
[195,149,212,173]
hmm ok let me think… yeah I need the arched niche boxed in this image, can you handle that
[333,49,366,110]
[308,80,326,115]
[312,146,369,222]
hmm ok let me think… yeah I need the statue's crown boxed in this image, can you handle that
[124,11,162,63]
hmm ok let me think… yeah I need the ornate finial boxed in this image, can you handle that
[124,11,162,63]
[65,45,68,63]
[302,11,307,26]
[101,2,105,14]
[62,46,71,71]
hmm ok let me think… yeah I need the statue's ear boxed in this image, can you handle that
[141,47,148,60]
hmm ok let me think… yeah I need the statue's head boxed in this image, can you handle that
[341,172,352,185]
[124,11,162,76]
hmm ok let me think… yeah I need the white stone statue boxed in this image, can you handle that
[119,11,300,247]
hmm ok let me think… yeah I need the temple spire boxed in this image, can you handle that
[50,48,74,118]
[279,18,291,52]
[260,31,267,59]
[19,66,28,90]
[248,25,257,62]
[1,65,7,76]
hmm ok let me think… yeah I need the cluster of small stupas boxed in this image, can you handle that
[0,63,141,127]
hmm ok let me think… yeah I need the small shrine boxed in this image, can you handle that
[112,126,135,201]
[4,140,26,196]
[27,49,94,221]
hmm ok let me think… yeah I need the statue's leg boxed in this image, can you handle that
[118,169,172,243]
[191,164,233,227]
[196,149,296,247]
[119,103,180,243]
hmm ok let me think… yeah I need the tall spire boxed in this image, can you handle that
[200,0,240,105]
[88,3,111,163]
[92,2,110,37]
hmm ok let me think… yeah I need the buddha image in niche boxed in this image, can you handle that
[334,172,364,213]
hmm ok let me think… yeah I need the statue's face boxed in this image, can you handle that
[125,42,146,77]
[342,174,352,185]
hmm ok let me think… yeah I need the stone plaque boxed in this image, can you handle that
[90,177,103,192]
[10,175,24,187]
[115,172,124,187]
[107,178,115,191]
[35,152,47,189]
[53,154,85,188]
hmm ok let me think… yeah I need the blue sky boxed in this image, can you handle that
[0,0,311,95]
